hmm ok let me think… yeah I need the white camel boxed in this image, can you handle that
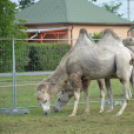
[54,31,134,115]
[36,28,134,116]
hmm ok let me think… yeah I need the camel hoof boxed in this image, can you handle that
[85,110,90,114]
[69,114,75,117]
[115,112,122,116]
[85,111,90,114]
[106,109,113,113]
[99,109,104,113]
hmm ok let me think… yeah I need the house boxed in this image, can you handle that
[15,0,134,46]
[128,27,134,37]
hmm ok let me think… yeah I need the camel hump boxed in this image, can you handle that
[78,28,94,43]
[103,28,114,35]
[101,28,120,41]
[80,28,88,34]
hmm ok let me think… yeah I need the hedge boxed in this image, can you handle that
[25,42,70,71]
[0,40,30,73]
[0,42,70,72]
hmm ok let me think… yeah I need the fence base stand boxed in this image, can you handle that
[0,108,29,114]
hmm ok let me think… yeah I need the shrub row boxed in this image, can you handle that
[0,40,30,73]
[25,42,70,71]
[0,42,70,73]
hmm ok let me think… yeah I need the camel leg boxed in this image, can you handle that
[116,80,130,116]
[68,73,82,117]
[97,79,105,113]
[105,79,113,112]
[82,79,90,114]
[130,68,134,92]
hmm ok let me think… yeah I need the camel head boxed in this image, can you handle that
[53,83,74,113]
[122,37,134,47]
[53,90,74,112]
[36,81,55,115]
[36,78,67,115]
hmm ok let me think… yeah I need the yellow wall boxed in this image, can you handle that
[69,24,130,46]
[26,24,130,46]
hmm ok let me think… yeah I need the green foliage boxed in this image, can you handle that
[0,0,27,38]
[25,43,70,71]
[0,41,30,73]
[130,25,134,28]
[19,0,35,9]
[92,31,102,43]
[0,0,17,38]
[0,42,70,73]
[101,1,123,17]
[15,41,30,72]
[0,0,28,73]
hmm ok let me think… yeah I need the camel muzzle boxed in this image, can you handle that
[53,107,60,113]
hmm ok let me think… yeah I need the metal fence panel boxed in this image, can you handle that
[0,39,13,109]
[0,38,73,110]
[1,38,132,113]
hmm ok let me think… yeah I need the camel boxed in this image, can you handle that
[123,37,134,92]
[104,36,134,112]
[54,70,134,114]
[36,28,134,116]
[53,79,105,113]
[53,35,134,114]
[36,28,96,115]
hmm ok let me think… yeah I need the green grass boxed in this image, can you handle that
[0,75,134,134]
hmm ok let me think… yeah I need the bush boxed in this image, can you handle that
[0,41,70,72]
[0,40,30,73]
[25,42,70,71]
[15,41,30,72]
[92,31,102,43]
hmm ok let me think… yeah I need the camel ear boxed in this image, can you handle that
[62,90,65,94]
[35,93,40,100]
[123,37,134,46]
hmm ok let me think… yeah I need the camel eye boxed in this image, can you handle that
[58,98,61,101]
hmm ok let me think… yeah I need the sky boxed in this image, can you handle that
[10,0,134,21]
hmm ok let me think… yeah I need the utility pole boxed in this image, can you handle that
[127,0,130,20]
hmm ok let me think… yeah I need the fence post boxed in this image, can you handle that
[12,38,17,108]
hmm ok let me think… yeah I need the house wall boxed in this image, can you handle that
[70,24,130,46]
[25,24,70,44]
[25,24,130,46]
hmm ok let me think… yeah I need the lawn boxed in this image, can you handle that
[0,75,134,134]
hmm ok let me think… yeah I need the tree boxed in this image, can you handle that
[89,0,97,2]
[101,1,123,17]
[0,0,27,38]
[0,0,29,72]
[19,0,35,9]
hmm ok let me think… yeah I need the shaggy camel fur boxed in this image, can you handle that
[36,28,134,116]
[54,35,134,114]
